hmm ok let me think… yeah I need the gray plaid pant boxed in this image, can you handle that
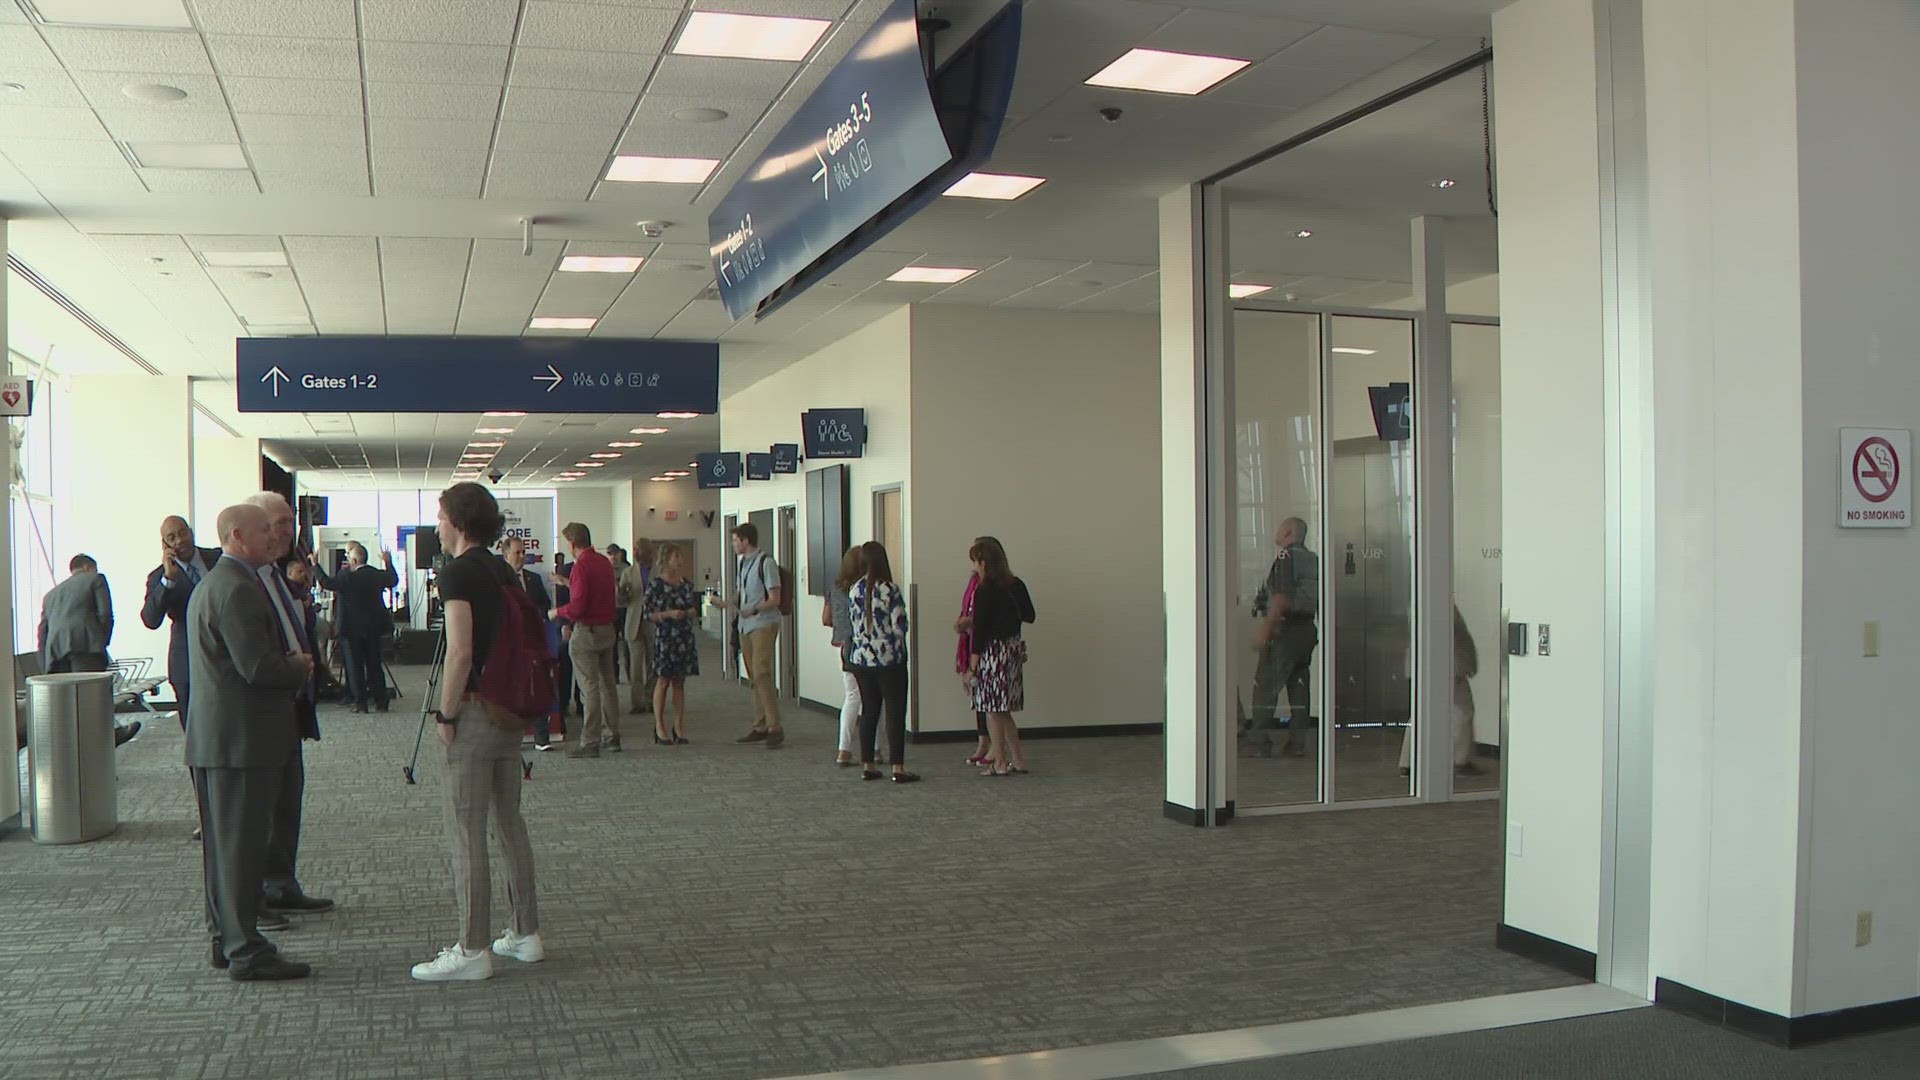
[443,704,539,950]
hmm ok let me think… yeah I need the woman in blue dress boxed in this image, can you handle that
[643,545,701,745]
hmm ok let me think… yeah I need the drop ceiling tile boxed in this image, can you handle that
[222,76,364,116]
[1142,9,1318,60]
[518,2,678,53]
[366,81,503,120]
[645,54,798,99]
[373,175,483,199]
[0,25,63,73]
[249,143,368,178]
[506,46,656,92]
[259,175,371,196]
[0,105,110,139]
[491,120,614,155]
[379,237,471,268]
[689,0,853,16]
[500,86,637,125]
[361,0,520,46]
[190,0,358,39]
[71,69,226,111]
[235,112,366,145]
[361,41,512,85]
[614,124,746,160]
[1207,60,1373,110]
[204,35,360,80]
[372,146,489,176]
[139,169,261,194]
[1274,25,1432,70]
[96,107,238,141]
[0,137,130,168]
[38,27,214,75]
[15,164,147,195]
[369,117,496,150]
[483,172,598,201]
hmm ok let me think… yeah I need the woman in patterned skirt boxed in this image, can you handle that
[643,546,701,745]
[965,536,1036,776]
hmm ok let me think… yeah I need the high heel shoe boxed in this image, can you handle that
[653,734,673,746]
[966,753,990,765]
[674,734,690,745]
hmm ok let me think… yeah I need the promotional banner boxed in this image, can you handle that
[498,496,558,567]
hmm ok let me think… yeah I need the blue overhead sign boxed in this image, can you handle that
[697,452,742,490]
[707,0,953,321]
[803,408,867,460]
[771,443,800,473]
[235,337,719,414]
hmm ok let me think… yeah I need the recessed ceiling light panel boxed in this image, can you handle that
[1084,48,1250,96]
[1331,347,1379,356]
[672,12,830,61]
[608,441,644,448]
[1229,283,1274,299]
[485,412,527,418]
[656,412,701,419]
[574,461,606,468]
[559,255,645,273]
[604,155,720,184]
[589,452,621,459]
[32,0,192,30]
[475,427,517,435]
[888,266,977,284]
[631,427,669,435]
[944,172,1047,200]
[529,317,597,330]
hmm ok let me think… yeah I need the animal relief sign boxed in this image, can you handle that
[1839,428,1910,528]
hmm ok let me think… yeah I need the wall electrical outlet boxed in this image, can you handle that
[1856,911,1873,947]
[1538,624,1552,657]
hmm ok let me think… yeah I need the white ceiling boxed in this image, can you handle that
[0,0,1501,489]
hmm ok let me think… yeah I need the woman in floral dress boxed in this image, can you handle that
[643,546,701,744]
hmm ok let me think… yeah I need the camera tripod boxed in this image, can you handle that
[402,633,532,785]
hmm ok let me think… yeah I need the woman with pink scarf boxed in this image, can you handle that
[955,565,992,765]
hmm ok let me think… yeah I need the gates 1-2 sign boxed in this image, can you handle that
[1840,427,1911,528]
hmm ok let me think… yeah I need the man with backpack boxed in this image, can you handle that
[713,523,787,749]
[550,522,622,758]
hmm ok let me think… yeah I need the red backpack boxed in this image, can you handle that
[476,558,555,721]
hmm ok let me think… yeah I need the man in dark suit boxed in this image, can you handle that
[188,503,317,981]
[244,492,332,918]
[313,541,398,713]
[39,554,114,673]
[141,516,222,727]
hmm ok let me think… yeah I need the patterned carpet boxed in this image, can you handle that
[0,651,1576,1079]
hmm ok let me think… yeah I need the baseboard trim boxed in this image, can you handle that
[1162,801,1235,827]
[1654,978,1920,1048]
[1494,923,1597,981]
[913,723,1162,744]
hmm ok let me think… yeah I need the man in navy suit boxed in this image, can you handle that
[142,516,222,729]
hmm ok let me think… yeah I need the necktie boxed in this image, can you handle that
[185,560,202,585]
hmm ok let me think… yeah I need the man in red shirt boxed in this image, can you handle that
[551,522,621,757]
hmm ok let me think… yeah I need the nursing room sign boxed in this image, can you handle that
[1840,428,1910,528]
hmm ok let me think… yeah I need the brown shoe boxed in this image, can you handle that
[764,729,785,749]
[735,728,768,744]
[567,744,601,759]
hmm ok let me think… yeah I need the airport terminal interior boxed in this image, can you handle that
[2,0,1917,1077]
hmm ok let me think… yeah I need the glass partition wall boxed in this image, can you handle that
[1210,58,1501,812]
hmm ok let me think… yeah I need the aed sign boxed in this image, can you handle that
[1840,427,1911,528]
[0,378,34,417]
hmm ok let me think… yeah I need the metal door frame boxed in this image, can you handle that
[776,503,799,699]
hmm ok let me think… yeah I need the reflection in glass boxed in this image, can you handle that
[1450,322,1502,792]
[1230,310,1323,807]
[1328,316,1417,802]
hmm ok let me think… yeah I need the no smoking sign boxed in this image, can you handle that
[1840,428,1911,529]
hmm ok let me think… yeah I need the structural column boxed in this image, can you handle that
[0,219,17,830]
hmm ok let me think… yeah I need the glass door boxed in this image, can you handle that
[776,504,799,699]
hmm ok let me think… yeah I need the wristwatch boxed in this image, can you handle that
[430,709,455,725]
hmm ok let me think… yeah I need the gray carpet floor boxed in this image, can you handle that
[0,648,1575,1079]
[1134,1007,1920,1079]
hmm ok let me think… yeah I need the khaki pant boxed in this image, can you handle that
[628,617,657,712]
[444,703,538,951]
[569,623,621,747]
[742,625,782,732]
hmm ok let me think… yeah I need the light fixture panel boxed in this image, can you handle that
[888,266,977,284]
[672,12,830,62]
[1084,48,1250,96]
[559,255,645,273]
[944,172,1047,200]
[605,155,720,184]
[529,317,597,330]
[31,0,192,30]
[1229,283,1273,299]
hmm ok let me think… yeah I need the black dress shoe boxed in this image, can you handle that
[114,721,142,747]
[229,955,312,982]
[210,941,229,970]
[264,894,335,915]
[258,912,293,932]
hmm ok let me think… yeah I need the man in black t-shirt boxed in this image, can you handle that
[435,548,503,684]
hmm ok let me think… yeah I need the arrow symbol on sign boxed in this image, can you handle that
[261,365,289,398]
[813,149,828,200]
[534,364,563,393]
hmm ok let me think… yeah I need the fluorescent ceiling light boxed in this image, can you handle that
[1331,347,1379,356]
[888,266,977,284]
[574,461,606,468]
[631,427,669,435]
[651,477,676,482]
[201,250,287,268]
[485,411,526,418]
[476,427,517,435]
[589,452,621,459]
[1229,283,1273,299]
[1084,48,1250,96]
[666,470,691,477]
[657,412,701,419]
[530,317,597,330]
[32,0,192,30]
[944,172,1047,201]
[673,11,830,62]
[605,155,720,184]
[128,142,249,170]
[468,440,505,448]
[687,462,698,467]
[559,255,645,273]
[608,441,645,448]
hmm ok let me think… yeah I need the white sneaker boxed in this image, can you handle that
[491,930,546,963]
[409,946,494,982]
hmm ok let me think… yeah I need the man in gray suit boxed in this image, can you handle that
[188,503,317,981]
[39,554,113,673]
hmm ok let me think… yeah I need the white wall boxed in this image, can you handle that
[1789,0,1920,1017]
[555,486,616,556]
[192,436,262,533]
[720,306,913,709]
[618,481,722,588]
[911,307,1162,734]
[64,375,193,669]
[1490,0,1608,955]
